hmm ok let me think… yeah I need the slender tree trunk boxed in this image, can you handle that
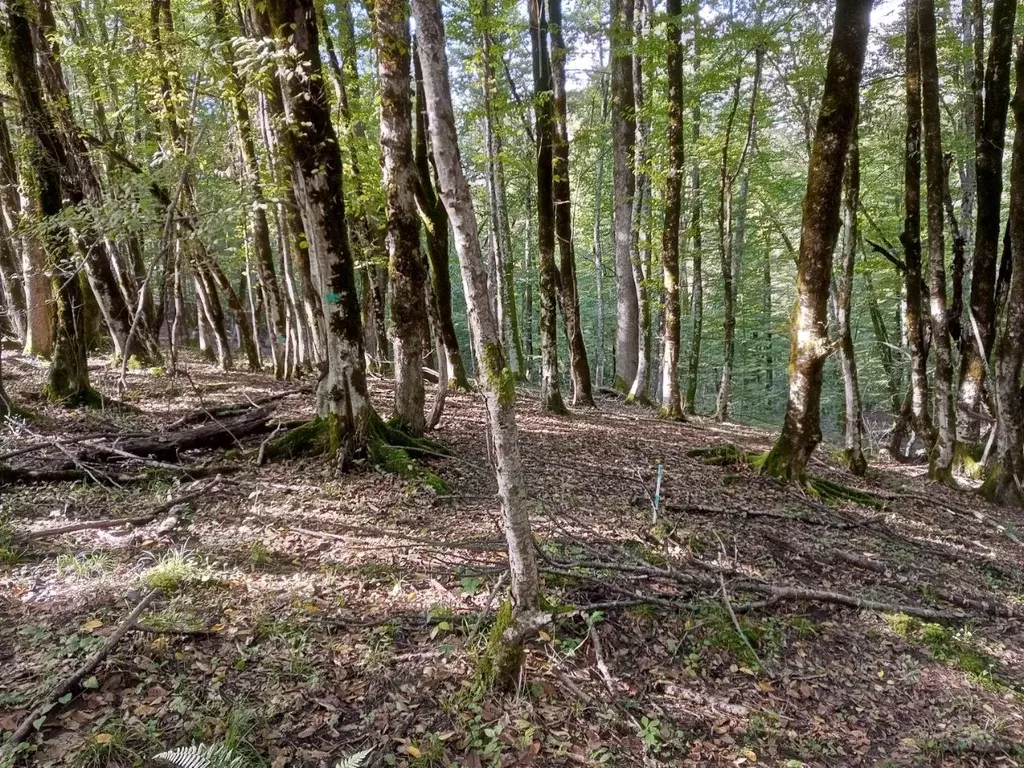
[262,0,374,460]
[524,190,535,374]
[981,40,1024,505]
[610,0,637,390]
[213,0,287,377]
[627,0,649,404]
[761,0,871,482]
[715,48,763,422]
[901,0,933,451]
[549,0,594,406]
[529,0,568,414]
[837,123,866,475]
[864,271,901,415]
[684,23,703,414]
[5,0,91,403]
[376,0,428,434]
[659,0,684,420]
[412,0,540,683]
[958,0,1018,427]
[919,0,956,481]
[592,44,609,388]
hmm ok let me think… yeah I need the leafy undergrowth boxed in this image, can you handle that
[2,352,1023,767]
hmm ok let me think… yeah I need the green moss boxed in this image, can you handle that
[481,343,517,409]
[687,443,751,467]
[473,600,518,693]
[42,383,105,409]
[885,613,1002,689]
[612,375,631,393]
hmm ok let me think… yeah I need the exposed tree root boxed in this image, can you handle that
[805,476,885,509]
[686,443,750,466]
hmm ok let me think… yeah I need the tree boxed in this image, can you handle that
[610,0,638,391]
[958,0,1018,429]
[261,0,374,459]
[412,0,541,685]
[659,0,685,420]
[4,0,93,405]
[549,0,594,407]
[918,0,955,482]
[981,40,1024,505]
[760,0,871,482]
[529,0,568,414]
[376,0,429,434]
[684,15,703,415]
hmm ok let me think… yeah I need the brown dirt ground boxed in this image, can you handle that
[1,352,1022,767]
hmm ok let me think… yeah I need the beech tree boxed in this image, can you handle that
[760,0,871,482]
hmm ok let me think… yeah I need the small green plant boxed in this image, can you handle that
[639,716,662,751]
[149,366,166,377]
[885,613,1001,688]
[57,551,116,578]
[0,512,22,566]
[248,540,271,567]
[142,549,203,591]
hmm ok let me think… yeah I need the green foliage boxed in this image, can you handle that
[885,614,1002,689]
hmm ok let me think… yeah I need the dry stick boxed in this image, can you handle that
[288,525,507,552]
[0,588,162,758]
[25,487,208,540]
[719,572,765,671]
[0,432,120,463]
[588,621,615,695]
[256,425,283,467]
[469,569,509,641]
[13,421,114,487]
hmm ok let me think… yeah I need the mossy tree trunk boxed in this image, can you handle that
[549,0,594,407]
[412,0,540,682]
[610,0,638,390]
[958,0,1018,431]
[376,0,428,435]
[761,0,871,482]
[659,0,684,420]
[981,41,1024,505]
[263,0,375,459]
[4,0,92,405]
[529,0,568,414]
[919,0,956,482]
[413,47,471,391]
[837,122,867,475]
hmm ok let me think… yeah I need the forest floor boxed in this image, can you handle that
[1,352,1023,768]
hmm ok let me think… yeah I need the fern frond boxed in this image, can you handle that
[152,742,247,768]
[335,746,374,768]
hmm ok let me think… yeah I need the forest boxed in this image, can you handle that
[1,0,1023,763]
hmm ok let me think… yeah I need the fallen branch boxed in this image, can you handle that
[25,488,208,540]
[166,387,308,429]
[0,588,162,759]
[739,584,966,621]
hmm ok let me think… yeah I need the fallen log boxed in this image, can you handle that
[80,407,275,463]
[166,387,308,429]
[0,463,242,486]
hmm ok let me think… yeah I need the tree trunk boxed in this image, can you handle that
[5,0,91,404]
[901,0,934,450]
[684,21,703,414]
[919,0,956,481]
[592,44,609,388]
[411,0,540,683]
[529,0,568,414]
[958,0,1018,428]
[610,0,637,390]
[376,0,428,434]
[715,47,763,422]
[627,0,650,404]
[262,0,374,460]
[549,0,594,407]
[213,0,287,377]
[981,40,1024,505]
[760,0,871,482]
[659,0,684,420]
[837,123,867,475]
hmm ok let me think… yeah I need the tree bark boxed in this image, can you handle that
[760,0,871,482]
[837,123,867,475]
[411,0,540,682]
[919,0,956,481]
[900,0,933,451]
[627,0,650,404]
[549,0,594,407]
[212,0,287,377]
[262,0,374,459]
[981,40,1024,505]
[610,0,638,390]
[4,0,92,404]
[958,0,1018,426]
[376,0,428,434]
[529,0,568,414]
[659,0,684,420]
[684,21,703,415]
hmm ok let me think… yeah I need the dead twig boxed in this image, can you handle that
[0,588,162,759]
